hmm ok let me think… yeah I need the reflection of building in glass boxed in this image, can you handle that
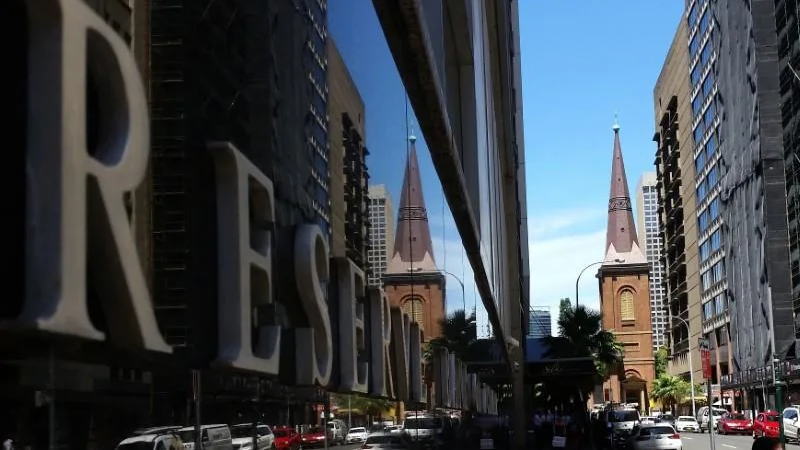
[367,185,395,287]
[383,137,445,341]
[636,173,667,351]
[527,308,551,338]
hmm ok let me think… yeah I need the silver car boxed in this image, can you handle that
[360,432,413,449]
[629,424,682,450]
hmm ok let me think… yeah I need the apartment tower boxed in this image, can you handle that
[368,185,395,287]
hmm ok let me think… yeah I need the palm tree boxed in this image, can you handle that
[651,374,692,414]
[427,309,478,361]
[547,303,624,378]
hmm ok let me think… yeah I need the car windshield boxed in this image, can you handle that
[727,414,746,420]
[639,426,674,436]
[712,410,725,416]
[611,411,638,422]
[231,426,253,438]
[767,415,780,422]
[404,418,441,429]
[677,417,696,422]
[179,431,195,442]
[273,430,288,438]
[306,427,323,434]
[349,428,365,433]
[117,443,152,450]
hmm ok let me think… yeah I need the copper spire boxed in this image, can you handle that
[604,123,646,264]
[386,136,438,273]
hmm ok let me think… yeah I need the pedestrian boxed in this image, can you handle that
[2,439,13,450]
[751,436,780,450]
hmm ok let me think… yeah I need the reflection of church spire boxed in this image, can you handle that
[386,135,438,273]
[604,121,646,264]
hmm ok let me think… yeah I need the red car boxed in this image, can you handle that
[717,412,752,435]
[752,411,781,439]
[300,426,330,448]
[273,426,301,450]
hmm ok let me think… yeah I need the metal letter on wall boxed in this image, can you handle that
[368,287,394,398]
[14,0,170,352]
[210,141,280,374]
[390,307,410,401]
[336,258,368,393]
[408,321,424,403]
[294,225,334,386]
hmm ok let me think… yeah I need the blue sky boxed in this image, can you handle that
[330,1,684,334]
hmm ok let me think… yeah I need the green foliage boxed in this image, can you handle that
[651,374,692,414]
[654,346,669,378]
[426,309,479,361]
[330,393,393,418]
[548,302,624,379]
[559,298,572,318]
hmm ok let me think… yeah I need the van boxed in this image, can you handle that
[326,419,347,445]
[696,406,727,432]
[116,428,182,450]
[178,424,233,450]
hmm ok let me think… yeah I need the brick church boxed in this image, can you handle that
[597,122,656,411]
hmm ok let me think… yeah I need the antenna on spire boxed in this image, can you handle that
[612,112,620,132]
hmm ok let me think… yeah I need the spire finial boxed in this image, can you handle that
[409,125,417,144]
[612,112,620,132]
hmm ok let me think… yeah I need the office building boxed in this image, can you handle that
[367,185,395,287]
[652,18,704,387]
[528,308,552,338]
[329,38,370,270]
[636,172,668,351]
[689,0,794,384]
[597,124,655,410]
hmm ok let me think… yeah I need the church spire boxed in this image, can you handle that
[386,135,438,273]
[604,122,646,264]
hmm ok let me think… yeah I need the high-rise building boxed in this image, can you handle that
[383,136,445,340]
[636,172,668,351]
[597,124,655,410]
[328,38,370,270]
[527,308,552,338]
[653,18,704,388]
[774,0,800,337]
[367,185,395,287]
[686,0,794,395]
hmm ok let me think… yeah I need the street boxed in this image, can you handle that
[680,432,799,450]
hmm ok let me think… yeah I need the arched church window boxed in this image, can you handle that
[620,289,635,321]
[403,297,425,330]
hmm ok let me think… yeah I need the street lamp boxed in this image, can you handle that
[575,259,624,307]
[671,315,697,417]
[442,270,466,312]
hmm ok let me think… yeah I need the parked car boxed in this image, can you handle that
[359,432,413,449]
[697,407,726,432]
[402,414,441,444]
[640,416,658,425]
[116,428,182,450]
[753,411,781,439]
[716,412,752,435]
[608,408,640,443]
[300,426,329,448]
[658,414,675,428]
[783,405,800,441]
[628,424,682,450]
[674,416,699,433]
[272,427,301,450]
[230,423,274,450]
[346,427,369,444]
[383,425,403,434]
[178,424,233,450]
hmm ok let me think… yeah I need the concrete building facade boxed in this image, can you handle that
[653,18,704,388]
[636,172,668,351]
[367,185,395,287]
[598,126,656,411]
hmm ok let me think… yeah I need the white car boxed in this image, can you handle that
[640,416,658,425]
[674,416,699,433]
[116,429,182,450]
[359,432,413,449]
[384,425,403,434]
[629,424,682,450]
[345,427,368,443]
[178,424,233,450]
[783,406,800,441]
[230,423,274,450]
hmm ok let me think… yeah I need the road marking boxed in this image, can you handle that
[722,445,737,449]
[683,436,693,440]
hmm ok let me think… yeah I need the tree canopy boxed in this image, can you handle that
[426,309,479,361]
[654,346,669,378]
[650,374,692,414]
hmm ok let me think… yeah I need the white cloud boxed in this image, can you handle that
[530,207,605,239]
[529,228,607,333]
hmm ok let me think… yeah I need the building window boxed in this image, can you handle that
[403,297,425,330]
[620,289,635,321]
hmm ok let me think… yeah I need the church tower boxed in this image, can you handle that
[597,122,656,410]
[383,135,445,341]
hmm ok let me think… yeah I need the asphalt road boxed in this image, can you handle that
[680,432,800,450]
